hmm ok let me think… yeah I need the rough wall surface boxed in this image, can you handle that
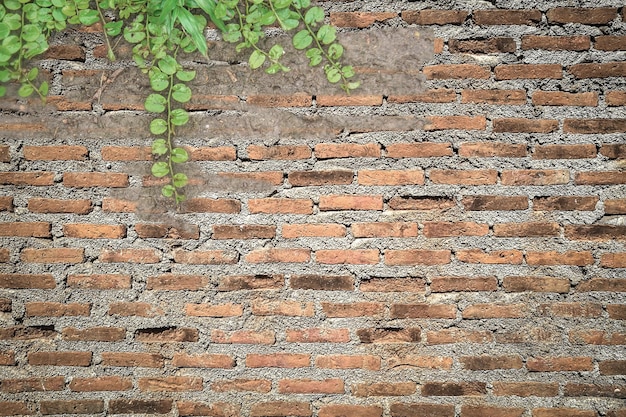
[1,0,626,416]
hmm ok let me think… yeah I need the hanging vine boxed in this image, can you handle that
[0,0,359,208]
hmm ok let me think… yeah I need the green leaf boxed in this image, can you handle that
[175,194,186,204]
[150,118,168,135]
[161,184,175,197]
[151,161,169,178]
[78,9,99,25]
[259,11,275,25]
[325,66,341,83]
[0,22,10,39]
[248,50,265,69]
[265,63,281,74]
[0,86,6,97]
[171,83,191,103]
[172,172,188,187]
[281,18,299,30]
[51,0,65,7]
[144,93,167,113]
[170,109,189,126]
[0,5,5,20]
[292,30,312,50]
[292,0,310,8]
[317,25,336,45]
[149,68,169,91]
[152,139,168,156]
[304,6,324,24]
[21,25,41,42]
[271,0,291,9]
[268,44,284,60]
[52,7,66,22]
[193,0,226,31]
[177,6,207,57]
[175,69,196,82]
[158,55,178,75]
[104,20,123,36]
[341,65,355,78]
[328,43,343,60]
[346,81,361,90]
[27,67,39,81]
[18,83,35,97]
[306,48,322,66]
[38,80,48,96]
[4,0,21,11]
[4,14,22,30]
[123,28,145,43]
[61,4,75,16]
[170,147,189,163]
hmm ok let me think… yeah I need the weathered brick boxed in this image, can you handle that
[174,249,238,264]
[385,250,451,265]
[430,169,497,185]
[0,172,54,186]
[319,194,383,211]
[63,223,126,239]
[386,142,453,158]
[387,356,453,370]
[315,143,380,159]
[463,303,527,319]
[109,399,172,415]
[246,353,310,368]
[423,64,490,79]
[388,196,455,211]
[431,276,497,292]
[605,199,626,214]
[289,170,353,186]
[28,198,92,214]
[360,277,426,293]
[494,118,559,133]
[533,408,596,417]
[502,169,569,185]
[564,383,626,398]
[40,400,104,415]
[533,196,598,211]
[599,360,626,375]
[315,355,381,370]
[494,222,560,237]
[0,222,50,237]
[538,302,602,317]
[320,405,382,417]
[21,248,83,263]
[248,198,313,214]
[185,303,243,317]
[26,302,90,317]
[135,223,200,239]
[212,224,275,239]
[456,249,523,264]
[330,11,397,28]
[547,7,618,24]
[247,93,311,107]
[576,171,626,185]
[353,382,416,397]
[426,329,493,345]
[423,222,489,237]
[282,223,346,238]
[138,377,203,392]
[316,95,383,107]
[67,274,130,290]
[63,172,128,187]
[503,276,570,293]
[600,144,626,159]
[134,327,198,342]
[532,92,597,107]
[449,38,515,53]
[23,145,87,160]
[250,402,311,417]
[0,196,13,211]
[388,89,456,104]
[211,379,271,393]
[527,356,593,371]
[211,329,275,345]
[0,376,64,393]
[391,304,456,319]
[595,36,626,51]
[494,382,559,397]
[290,274,354,291]
[565,225,626,240]
[460,355,523,370]
[248,145,311,160]
[425,116,486,131]
[422,382,487,396]
[0,326,57,340]
[357,328,421,343]
[182,198,241,213]
[69,376,132,392]
[352,222,418,238]
[28,351,91,366]
[473,9,541,25]
[606,91,626,106]
[245,248,310,263]
[569,329,626,345]
[495,64,563,80]
[461,90,526,105]
[401,9,467,25]
[100,249,160,263]
[461,405,524,417]
[522,36,591,51]
[101,352,164,367]
[101,146,151,161]
[251,299,315,316]
[601,253,626,268]
[526,251,594,266]
[316,249,379,265]
[577,278,626,292]
[63,327,125,341]
[0,402,32,416]
[358,170,424,185]
[570,63,626,78]
[218,274,283,291]
[463,195,528,211]
[565,119,626,133]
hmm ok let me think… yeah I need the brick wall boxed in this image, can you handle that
[1,1,626,416]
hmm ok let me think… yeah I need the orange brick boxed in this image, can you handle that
[28,198,92,214]
[245,248,310,263]
[250,402,310,417]
[316,95,382,107]
[353,382,416,397]
[246,353,310,368]
[21,248,83,263]
[425,116,486,131]
[185,303,243,317]
[24,145,88,160]
[385,249,451,265]
[26,302,90,317]
[63,172,128,187]
[319,195,383,211]
[358,169,424,185]
[69,376,132,392]
[248,198,313,214]
[386,142,453,158]
[172,353,235,368]
[576,171,626,185]
[526,251,594,266]
[569,63,626,79]
[247,145,311,160]
[182,198,241,213]
[352,222,418,238]
[532,91,598,106]
[0,222,50,237]
[247,94,311,107]
[286,328,350,343]
[63,224,126,239]
[330,11,396,28]
[0,172,54,186]
[146,274,208,290]
[100,249,160,263]
[316,249,379,265]
[456,249,523,264]
[319,405,382,417]
[601,253,626,268]
[429,169,497,185]
[605,199,626,214]
[522,35,591,51]
[101,146,151,161]
[108,302,163,317]
[606,91,626,106]
[360,277,426,293]
[501,169,569,185]
[314,143,380,159]
[495,64,562,80]
[503,276,570,293]
[282,223,346,238]
[173,249,238,264]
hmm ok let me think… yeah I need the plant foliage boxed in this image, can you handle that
[0,0,359,208]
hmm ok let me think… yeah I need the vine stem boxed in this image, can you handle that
[96,0,116,61]
[164,71,183,211]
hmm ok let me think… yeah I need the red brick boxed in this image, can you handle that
[185,303,243,317]
[538,302,602,317]
[577,278,626,292]
[352,222,418,238]
[576,171,626,185]
[62,327,125,341]
[174,249,238,264]
[218,274,283,291]
[330,11,397,28]
[248,198,312,214]
[570,63,626,78]
[316,249,379,265]
[23,145,87,160]
[599,360,626,375]
[461,405,524,417]
[463,195,528,211]
[101,198,137,212]
[211,329,275,345]
[503,276,570,293]
[101,352,164,367]
[461,90,526,105]
[460,355,523,370]
[425,116,486,131]
[528,356,593,372]
[353,382,416,397]
[386,142,453,158]
[282,223,346,238]
[21,248,83,263]
[456,249,523,264]
[426,329,493,345]
[360,277,426,293]
[387,356,453,370]
[319,194,383,211]
[357,328,421,343]
[494,118,559,133]
[526,251,594,265]
[565,225,626,240]
[473,9,541,25]
[533,196,598,211]
[601,253,626,268]
[135,223,200,239]
[26,302,90,317]
[67,274,130,289]
[502,169,569,185]
[0,402,32,416]
[246,353,310,368]
[495,64,562,80]
[431,276,497,292]
[606,199,626,214]
[146,274,208,290]
[315,143,380,159]
[63,223,126,239]
[603,304,624,320]
[279,378,344,394]
[385,250,451,265]
[316,95,383,107]
[250,402,311,417]
[247,93,311,107]
[392,403,455,417]
[463,303,527,319]
[28,351,91,366]
[182,198,241,213]
[289,170,353,186]
[387,89,456,104]
[138,377,203,392]
[358,169,424,186]
[100,249,160,263]
[423,64,490,79]
[40,400,104,415]
[251,299,315,316]
[211,379,271,393]
[532,92,598,107]
[423,222,489,237]
[430,169,496,185]
[28,198,92,214]
[401,9,468,25]
[245,248,309,263]
[135,327,198,342]
[422,382,487,396]
[391,304,456,319]
[388,196,455,211]
[547,7,617,24]
[595,36,626,51]
[63,172,128,187]
[569,329,626,345]
[0,376,64,393]
[533,409,596,417]
[606,91,626,106]
[0,326,57,340]
[44,44,86,60]
[449,38,516,53]
[494,382,559,397]
[290,274,354,291]
[319,405,382,417]
[315,355,381,370]
[494,222,560,237]
[109,400,172,415]
[0,172,54,186]
[69,376,132,392]
[0,222,50,237]
[248,145,311,160]
[522,36,591,51]
[600,144,626,158]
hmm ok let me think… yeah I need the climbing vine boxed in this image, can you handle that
[0,0,358,207]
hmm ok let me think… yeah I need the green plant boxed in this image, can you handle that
[0,0,358,209]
